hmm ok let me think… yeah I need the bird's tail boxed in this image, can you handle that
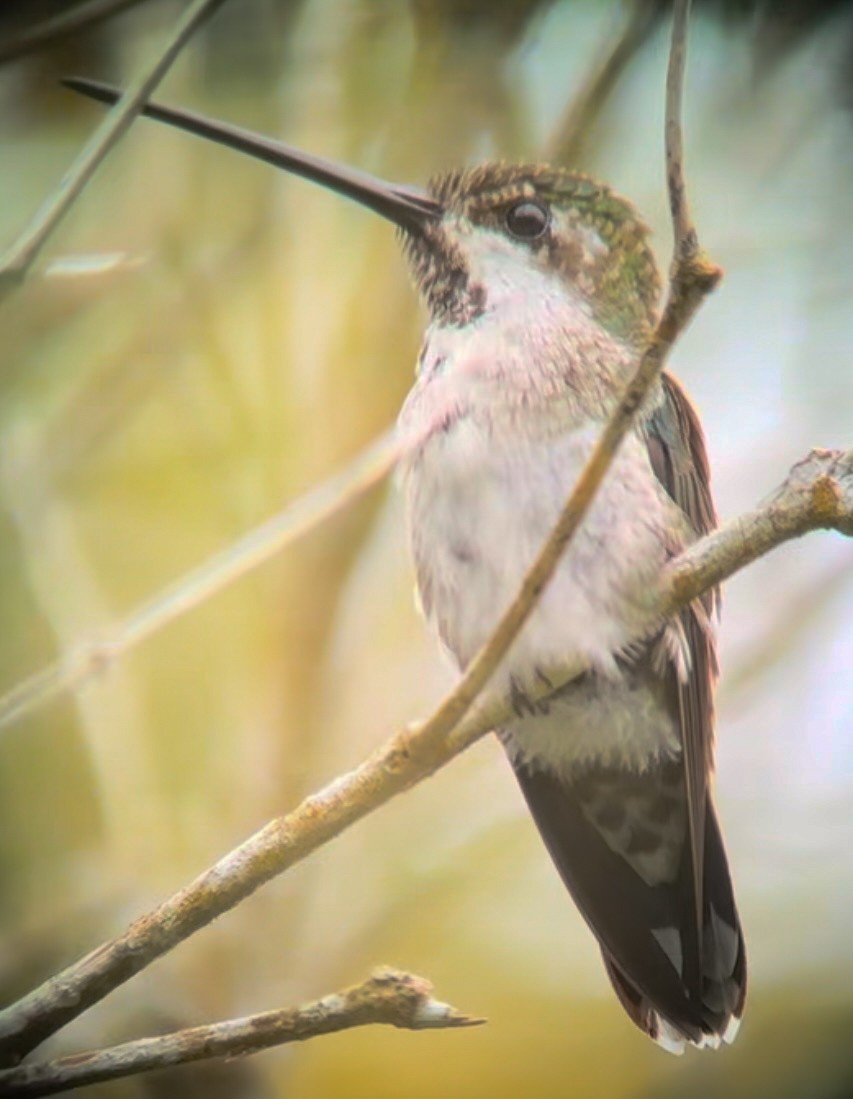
[510,756,746,1053]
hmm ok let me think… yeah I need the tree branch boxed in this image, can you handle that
[0,0,227,299]
[0,968,482,1098]
[0,0,148,67]
[662,447,853,612]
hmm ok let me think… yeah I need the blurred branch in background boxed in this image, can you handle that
[0,429,400,733]
[0,0,227,297]
[0,0,149,67]
[545,0,664,165]
[0,968,483,1098]
[722,555,852,703]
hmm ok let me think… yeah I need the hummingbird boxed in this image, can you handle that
[65,79,747,1054]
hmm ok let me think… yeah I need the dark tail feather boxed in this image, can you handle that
[510,758,746,1053]
[698,804,747,1034]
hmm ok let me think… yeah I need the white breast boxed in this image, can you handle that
[403,410,671,688]
[396,271,685,770]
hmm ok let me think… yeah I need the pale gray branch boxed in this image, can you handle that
[0,968,482,1097]
[663,447,853,611]
[545,1,663,165]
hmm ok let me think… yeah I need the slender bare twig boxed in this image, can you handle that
[0,430,400,734]
[0,0,148,66]
[0,0,226,297]
[0,968,483,1098]
[722,556,852,701]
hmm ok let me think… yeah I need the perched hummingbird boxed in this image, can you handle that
[66,79,747,1053]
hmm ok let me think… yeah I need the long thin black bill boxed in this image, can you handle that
[62,77,442,235]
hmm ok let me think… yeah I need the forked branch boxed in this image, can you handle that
[0,969,482,1098]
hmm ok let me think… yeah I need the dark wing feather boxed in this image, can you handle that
[646,373,719,932]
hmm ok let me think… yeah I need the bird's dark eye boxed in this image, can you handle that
[505,199,549,240]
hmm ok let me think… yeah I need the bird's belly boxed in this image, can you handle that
[500,669,680,773]
[404,416,671,694]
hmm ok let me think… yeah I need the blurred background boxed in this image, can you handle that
[0,1,852,1096]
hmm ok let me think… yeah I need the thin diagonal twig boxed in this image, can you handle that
[0,0,147,66]
[0,0,227,299]
[545,1,664,166]
[0,430,400,733]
